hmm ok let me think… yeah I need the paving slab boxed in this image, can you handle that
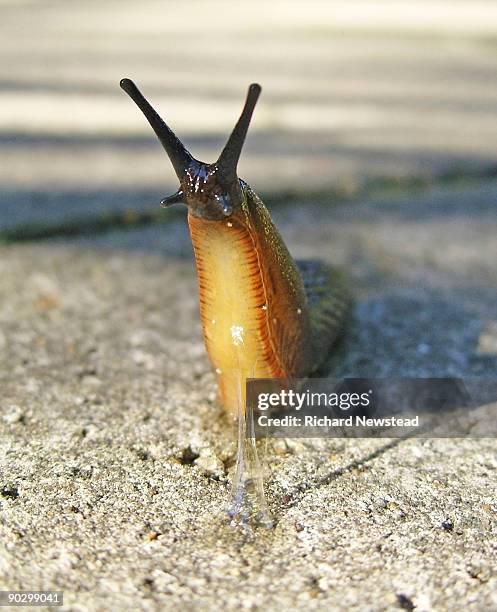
[1,181,496,610]
[3,0,497,232]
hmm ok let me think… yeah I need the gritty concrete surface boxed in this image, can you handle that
[1,2,497,608]
[1,180,496,610]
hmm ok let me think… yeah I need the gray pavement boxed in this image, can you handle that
[1,2,497,610]
[1,180,496,610]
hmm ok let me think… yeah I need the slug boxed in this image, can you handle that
[120,79,350,419]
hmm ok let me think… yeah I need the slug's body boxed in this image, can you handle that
[121,79,350,417]
[190,185,312,413]
[189,186,349,415]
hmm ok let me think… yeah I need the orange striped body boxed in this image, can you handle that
[189,186,314,416]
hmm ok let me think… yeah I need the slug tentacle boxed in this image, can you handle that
[160,189,185,207]
[120,78,193,179]
[217,83,261,185]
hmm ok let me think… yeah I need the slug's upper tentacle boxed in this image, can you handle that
[216,83,261,185]
[119,78,193,180]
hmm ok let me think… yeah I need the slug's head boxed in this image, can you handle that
[120,78,261,220]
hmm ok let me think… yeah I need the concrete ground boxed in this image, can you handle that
[0,1,496,611]
[1,180,496,610]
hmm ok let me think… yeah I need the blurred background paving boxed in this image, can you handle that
[2,0,497,230]
[1,1,496,610]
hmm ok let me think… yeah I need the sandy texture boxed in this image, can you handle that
[1,181,496,610]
